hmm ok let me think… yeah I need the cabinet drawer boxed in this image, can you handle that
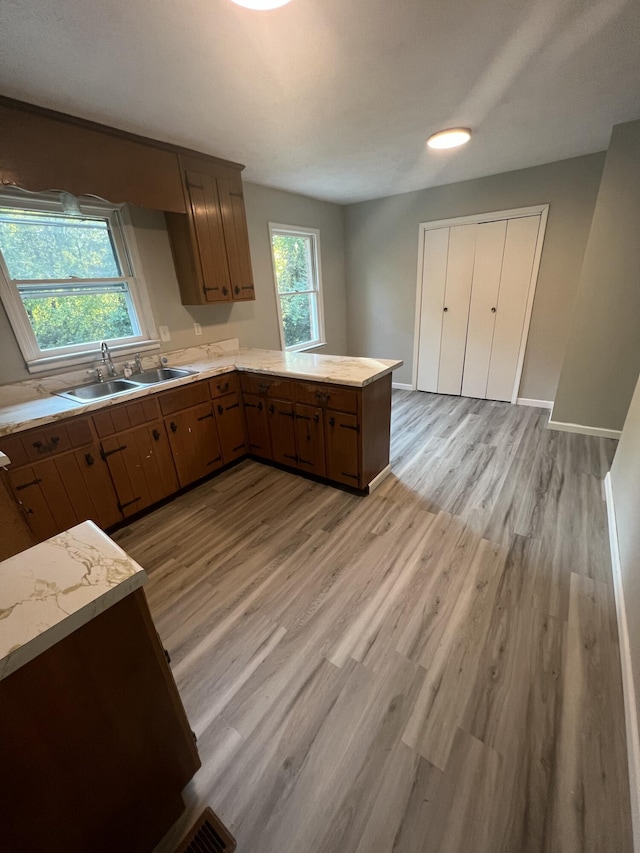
[295,382,359,414]
[209,372,240,399]
[93,398,159,437]
[12,420,91,463]
[240,373,296,399]
[158,381,210,416]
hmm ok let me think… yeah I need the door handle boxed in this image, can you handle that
[152,429,161,441]
[170,421,178,432]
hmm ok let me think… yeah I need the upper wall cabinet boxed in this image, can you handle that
[0,99,186,213]
[165,156,256,305]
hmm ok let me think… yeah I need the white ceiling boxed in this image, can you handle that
[1,0,639,204]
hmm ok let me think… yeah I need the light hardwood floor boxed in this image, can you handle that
[114,390,632,853]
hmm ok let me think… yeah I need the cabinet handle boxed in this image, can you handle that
[341,472,359,480]
[198,412,214,421]
[152,429,161,441]
[491,307,497,313]
[222,286,229,296]
[117,497,141,513]
[296,413,311,421]
[234,286,240,295]
[268,404,275,414]
[283,454,298,462]
[206,455,222,466]
[217,404,224,415]
[328,416,335,426]
[313,413,320,423]
[32,440,47,453]
[85,453,95,466]
[340,422,361,433]
[316,391,330,403]
[49,436,60,446]
[170,421,178,432]
[258,401,263,411]
[217,382,229,393]
[258,382,270,393]
[100,445,128,459]
[279,410,295,418]
[15,477,43,491]
[443,307,448,312]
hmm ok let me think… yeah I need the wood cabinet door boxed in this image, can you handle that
[184,170,232,304]
[165,403,222,488]
[268,398,298,468]
[217,175,255,301]
[243,393,271,458]
[7,446,122,540]
[102,423,178,518]
[295,403,326,477]
[214,393,247,464]
[8,461,77,541]
[325,410,360,487]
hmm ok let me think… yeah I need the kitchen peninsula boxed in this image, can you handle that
[0,342,402,546]
[0,521,200,853]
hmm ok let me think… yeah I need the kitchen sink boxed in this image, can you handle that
[131,367,198,384]
[57,378,140,402]
[55,366,199,403]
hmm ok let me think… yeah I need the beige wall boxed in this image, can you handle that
[553,120,640,431]
[610,370,640,780]
[0,181,347,385]
[344,153,605,397]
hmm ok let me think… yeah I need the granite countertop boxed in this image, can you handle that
[0,521,147,681]
[0,340,403,438]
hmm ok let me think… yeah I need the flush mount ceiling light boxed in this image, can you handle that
[230,0,292,8]
[426,128,472,150]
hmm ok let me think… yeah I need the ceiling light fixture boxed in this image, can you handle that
[230,0,292,8]
[427,128,472,150]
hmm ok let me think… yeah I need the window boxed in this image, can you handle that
[0,192,158,372]
[269,224,325,351]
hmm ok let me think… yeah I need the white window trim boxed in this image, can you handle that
[0,191,159,374]
[268,222,326,352]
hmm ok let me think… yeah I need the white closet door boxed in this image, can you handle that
[437,224,476,395]
[461,220,507,399]
[486,215,540,401]
[416,227,449,392]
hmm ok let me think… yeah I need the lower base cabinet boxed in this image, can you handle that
[295,403,326,477]
[325,410,360,486]
[1,371,393,542]
[243,393,271,458]
[165,402,223,488]
[0,588,200,853]
[101,423,178,517]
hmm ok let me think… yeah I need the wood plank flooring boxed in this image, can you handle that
[113,390,632,853]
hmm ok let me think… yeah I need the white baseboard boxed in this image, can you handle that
[548,419,622,440]
[392,382,414,391]
[516,397,553,409]
[604,472,640,852]
[367,464,392,493]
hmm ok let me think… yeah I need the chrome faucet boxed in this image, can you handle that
[134,352,143,374]
[101,341,117,377]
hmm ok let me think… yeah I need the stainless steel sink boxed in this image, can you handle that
[55,366,199,403]
[131,367,198,384]
[57,378,140,402]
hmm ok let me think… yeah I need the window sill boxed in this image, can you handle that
[285,341,327,354]
[26,340,161,375]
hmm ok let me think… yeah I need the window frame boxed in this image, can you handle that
[0,191,159,373]
[268,223,326,353]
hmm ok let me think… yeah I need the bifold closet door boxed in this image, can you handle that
[416,224,476,394]
[461,220,507,399]
[485,215,540,401]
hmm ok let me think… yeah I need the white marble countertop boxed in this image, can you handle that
[0,521,147,681]
[0,341,403,438]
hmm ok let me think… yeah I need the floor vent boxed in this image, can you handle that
[174,807,236,853]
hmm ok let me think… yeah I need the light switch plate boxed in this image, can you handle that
[159,325,171,342]
[194,322,202,336]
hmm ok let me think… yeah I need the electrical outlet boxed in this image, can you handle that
[159,325,171,342]
[194,322,202,336]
